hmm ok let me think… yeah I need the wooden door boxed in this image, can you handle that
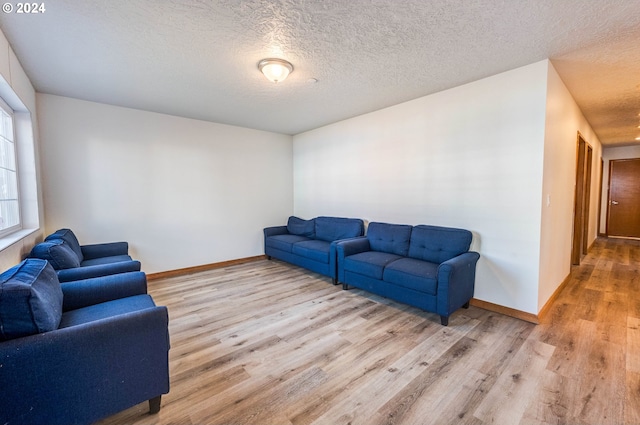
[572,135,592,265]
[582,145,593,254]
[607,158,640,238]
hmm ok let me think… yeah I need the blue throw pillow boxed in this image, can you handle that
[287,216,315,238]
[29,239,81,269]
[0,258,63,340]
[45,228,83,262]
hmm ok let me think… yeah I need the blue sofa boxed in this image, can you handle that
[0,259,170,425]
[29,228,142,282]
[264,216,364,283]
[337,222,480,325]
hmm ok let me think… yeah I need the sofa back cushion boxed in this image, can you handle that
[408,225,472,264]
[315,217,364,242]
[29,240,81,270]
[367,222,412,256]
[287,216,316,238]
[45,228,84,262]
[0,258,63,340]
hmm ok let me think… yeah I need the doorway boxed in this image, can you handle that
[607,158,640,238]
[572,134,593,265]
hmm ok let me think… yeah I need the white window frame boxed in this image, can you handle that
[0,96,21,238]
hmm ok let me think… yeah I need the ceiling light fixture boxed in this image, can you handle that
[258,58,293,83]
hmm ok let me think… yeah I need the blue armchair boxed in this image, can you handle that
[0,259,170,425]
[29,228,141,282]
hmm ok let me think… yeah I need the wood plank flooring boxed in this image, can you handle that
[96,237,640,425]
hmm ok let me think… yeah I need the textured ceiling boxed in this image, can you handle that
[0,0,639,144]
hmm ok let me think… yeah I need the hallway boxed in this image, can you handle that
[529,237,640,423]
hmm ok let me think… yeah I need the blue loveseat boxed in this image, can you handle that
[337,222,480,325]
[264,216,364,283]
[29,228,141,282]
[0,258,170,425]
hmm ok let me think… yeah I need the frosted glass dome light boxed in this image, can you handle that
[258,58,293,83]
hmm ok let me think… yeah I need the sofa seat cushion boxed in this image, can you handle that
[383,258,439,295]
[292,240,331,263]
[0,259,63,340]
[266,234,310,253]
[343,251,403,280]
[59,294,156,328]
[81,255,133,267]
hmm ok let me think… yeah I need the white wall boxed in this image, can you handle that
[0,29,44,271]
[37,94,293,274]
[538,62,602,310]
[599,144,640,234]
[293,61,550,314]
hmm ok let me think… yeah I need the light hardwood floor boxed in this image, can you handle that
[97,237,640,425]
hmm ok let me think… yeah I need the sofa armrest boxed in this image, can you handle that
[336,237,371,282]
[336,237,370,257]
[56,260,142,282]
[328,237,365,281]
[436,252,481,317]
[0,306,170,425]
[81,241,129,260]
[263,225,289,237]
[61,271,148,311]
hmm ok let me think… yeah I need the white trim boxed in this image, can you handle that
[0,99,21,238]
[0,227,37,251]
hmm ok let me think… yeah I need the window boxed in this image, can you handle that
[0,98,19,236]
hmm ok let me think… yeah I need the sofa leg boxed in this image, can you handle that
[267,255,272,260]
[440,315,449,326]
[342,283,349,290]
[149,396,162,414]
[462,301,470,309]
[332,278,337,285]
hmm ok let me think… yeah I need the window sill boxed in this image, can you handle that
[0,227,39,252]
